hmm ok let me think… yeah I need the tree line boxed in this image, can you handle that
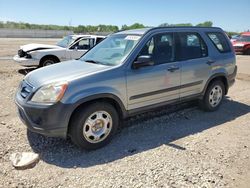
[0,21,119,32]
[0,21,240,35]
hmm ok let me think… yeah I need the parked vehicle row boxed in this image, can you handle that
[13,35,105,67]
[12,30,248,71]
[230,34,240,43]
[15,27,237,150]
[232,32,250,55]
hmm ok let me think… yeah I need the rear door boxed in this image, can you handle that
[176,32,210,98]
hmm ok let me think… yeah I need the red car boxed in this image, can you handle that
[232,32,250,55]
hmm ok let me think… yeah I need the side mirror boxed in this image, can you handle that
[133,55,154,69]
[74,46,78,50]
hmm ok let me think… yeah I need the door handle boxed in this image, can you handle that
[167,66,179,72]
[206,60,216,65]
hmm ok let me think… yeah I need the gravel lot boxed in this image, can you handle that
[0,39,250,188]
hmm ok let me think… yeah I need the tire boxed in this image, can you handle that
[69,102,119,150]
[200,80,225,112]
[40,57,58,67]
[244,49,250,55]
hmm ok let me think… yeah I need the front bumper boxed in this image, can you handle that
[13,55,39,66]
[15,92,72,138]
[233,46,244,53]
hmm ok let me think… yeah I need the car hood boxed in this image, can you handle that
[25,60,111,88]
[21,43,63,52]
[233,41,250,46]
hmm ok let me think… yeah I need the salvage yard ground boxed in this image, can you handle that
[0,39,250,188]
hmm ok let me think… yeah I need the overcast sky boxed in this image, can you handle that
[0,0,249,32]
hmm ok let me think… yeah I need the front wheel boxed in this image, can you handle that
[244,49,250,55]
[200,80,225,111]
[69,102,119,150]
[40,57,58,67]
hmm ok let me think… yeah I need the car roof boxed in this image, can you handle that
[70,34,106,39]
[114,26,223,36]
[116,28,152,35]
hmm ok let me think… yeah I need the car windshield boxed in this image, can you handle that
[80,34,141,66]
[231,35,239,39]
[238,35,250,42]
[57,36,74,48]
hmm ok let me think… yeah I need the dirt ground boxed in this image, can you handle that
[0,39,250,188]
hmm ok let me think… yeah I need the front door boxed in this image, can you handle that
[126,32,181,110]
[67,38,94,60]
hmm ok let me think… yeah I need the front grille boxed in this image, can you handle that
[20,80,33,99]
[18,49,26,57]
[234,46,243,50]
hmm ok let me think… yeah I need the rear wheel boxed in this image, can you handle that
[69,102,119,150]
[200,80,225,111]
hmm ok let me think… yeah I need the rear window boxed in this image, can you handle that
[207,32,231,53]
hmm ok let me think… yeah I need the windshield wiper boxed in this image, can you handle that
[83,59,110,66]
[84,59,100,64]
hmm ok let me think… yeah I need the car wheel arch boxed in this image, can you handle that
[67,93,127,136]
[39,55,60,66]
[202,73,229,97]
[243,45,250,55]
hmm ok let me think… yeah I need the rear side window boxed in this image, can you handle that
[176,32,208,61]
[207,32,231,53]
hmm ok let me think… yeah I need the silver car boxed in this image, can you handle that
[15,27,237,150]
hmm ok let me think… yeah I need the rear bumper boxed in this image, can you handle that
[15,93,72,138]
[228,65,237,87]
[13,55,39,66]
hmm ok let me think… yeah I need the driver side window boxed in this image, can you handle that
[73,38,94,50]
[139,33,174,65]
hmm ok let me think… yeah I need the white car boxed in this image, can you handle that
[13,35,106,67]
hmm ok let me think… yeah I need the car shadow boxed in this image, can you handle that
[18,67,36,75]
[27,98,250,168]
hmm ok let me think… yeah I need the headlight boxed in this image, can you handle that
[26,53,32,59]
[31,82,68,103]
[233,43,244,47]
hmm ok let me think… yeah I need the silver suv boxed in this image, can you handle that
[15,27,237,150]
